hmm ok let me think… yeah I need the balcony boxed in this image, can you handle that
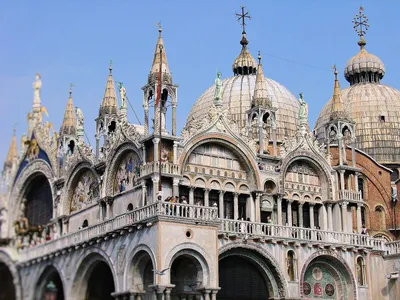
[140,161,180,177]
[18,202,218,263]
[219,219,385,251]
[338,189,362,202]
[386,241,400,255]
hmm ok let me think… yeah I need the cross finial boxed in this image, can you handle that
[109,60,113,73]
[69,83,75,96]
[352,6,369,48]
[235,5,251,34]
[332,64,338,79]
[258,50,262,64]
[157,21,162,36]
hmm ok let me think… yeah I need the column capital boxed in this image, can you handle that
[173,178,180,185]
[204,188,210,193]
[341,201,349,207]
[327,203,333,208]
[357,202,364,208]
[233,192,239,197]
[219,190,225,195]
[152,138,160,144]
[288,199,294,204]
[338,169,345,174]
[298,201,305,207]
[256,192,263,198]
[173,140,179,146]
[309,202,315,207]
[190,186,195,192]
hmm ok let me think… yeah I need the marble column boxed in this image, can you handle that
[272,123,277,156]
[233,193,239,220]
[255,193,261,222]
[173,141,178,165]
[142,183,147,206]
[309,204,315,229]
[258,123,263,155]
[219,191,225,218]
[327,204,333,231]
[298,202,304,228]
[341,201,349,232]
[142,145,146,165]
[211,290,218,300]
[338,135,344,165]
[339,170,345,191]
[172,103,177,136]
[172,178,179,198]
[277,196,282,225]
[204,189,210,207]
[153,138,160,162]
[189,187,195,205]
[287,200,293,226]
[98,201,103,222]
[152,177,159,202]
[356,203,363,233]
[143,101,149,136]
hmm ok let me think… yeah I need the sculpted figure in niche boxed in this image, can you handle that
[342,127,352,164]
[70,170,99,212]
[214,72,223,101]
[114,152,139,194]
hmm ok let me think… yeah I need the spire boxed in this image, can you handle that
[99,61,118,116]
[4,128,18,169]
[149,23,172,84]
[330,66,348,121]
[232,6,257,76]
[60,85,77,136]
[252,52,271,108]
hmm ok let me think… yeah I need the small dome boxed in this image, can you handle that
[232,33,257,76]
[344,40,385,85]
[186,75,300,141]
[315,83,400,164]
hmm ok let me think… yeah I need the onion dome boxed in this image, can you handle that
[148,25,172,84]
[232,32,257,76]
[60,87,77,136]
[99,63,118,117]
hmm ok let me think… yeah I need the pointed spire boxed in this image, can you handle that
[4,128,18,169]
[330,65,348,121]
[60,85,77,136]
[149,23,172,84]
[252,52,271,108]
[99,61,118,116]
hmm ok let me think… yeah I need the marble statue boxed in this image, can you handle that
[117,82,127,109]
[298,93,308,123]
[33,73,42,105]
[75,107,84,131]
[214,72,223,101]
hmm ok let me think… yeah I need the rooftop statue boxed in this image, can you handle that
[214,72,223,101]
[298,92,308,124]
[75,106,84,131]
[117,82,127,109]
[33,73,42,105]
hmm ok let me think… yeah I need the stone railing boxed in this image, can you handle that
[338,190,362,202]
[140,161,180,177]
[219,219,386,251]
[385,241,400,255]
[18,202,218,262]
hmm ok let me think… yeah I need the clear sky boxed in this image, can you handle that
[1,0,399,164]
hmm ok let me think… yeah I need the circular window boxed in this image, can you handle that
[303,282,311,295]
[185,229,193,239]
[264,180,277,194]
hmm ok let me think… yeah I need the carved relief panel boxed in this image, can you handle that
[70,169,99,212]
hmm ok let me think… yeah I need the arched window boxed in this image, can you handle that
[82,219,89,228]
[287,250,296,281]
[356,257,365,286]
[358,178,365,199]
[127,203,134,211]
[375,206,385,230]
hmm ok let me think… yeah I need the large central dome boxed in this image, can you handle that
[185,31,300,142]
[186,75,300,141]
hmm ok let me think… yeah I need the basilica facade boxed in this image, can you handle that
[1,7,400,300]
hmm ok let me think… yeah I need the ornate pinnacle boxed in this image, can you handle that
[352,6,369,48]
[258,51,262,64]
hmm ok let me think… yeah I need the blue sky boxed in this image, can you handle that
[1,0,399,164]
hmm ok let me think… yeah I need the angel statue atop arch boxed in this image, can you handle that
[75,107,84,131]
[214,72,223,101]
[298,92,308,124]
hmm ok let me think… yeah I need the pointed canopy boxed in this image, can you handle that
[232,32,257,76]
[252,53,271,108]
[60,88,77,135]
[149,26,172,84]
[99,65,118,117]
[330,66,348,121]
[4,129,18,168]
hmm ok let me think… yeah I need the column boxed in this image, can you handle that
[258,123,263,155]
[354,172,360,192]
[152,177,159,202]
[339,170,345,191]
[341,201,349,232]
[298,202,304,227]
[351,138,357,168]
[95,135,100,159]
[142,183,147,206]
[356,204,362,233]
[272,123,277,156]
[287,200,293,226]
[143,100,149,136]
[172,178,179,198]
[153,138,160,162]
[255,193,261,222]
[202,290,211,300]
[211,290,218,300]
[189,187,195,205]
[172,102,177,136]
[219,191,225,218]
[204,189,210,207]
[173,141,178,165]
[98,201,103,221]
[338,135,343,165]
[309,204,315,229]
[277,196,282,225]
[327,204,333,231]
[233,193,239,220]
[165,287,172,300]
[142,145,146,165]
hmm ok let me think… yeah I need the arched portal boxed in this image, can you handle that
[218,246,287,299]
[34,266,65,300]
[128,250,154,297]
[0,262,16,300]
[218,256,269,300]
[24,173,53,227]
[170,254,203,299]
[300,254,356,300]
[85,261,115,300]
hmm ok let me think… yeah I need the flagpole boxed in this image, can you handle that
[158,44,163,197]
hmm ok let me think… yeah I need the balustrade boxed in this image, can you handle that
[140,161,180,177]
[338,189,362,201]
[386,241,400,255]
